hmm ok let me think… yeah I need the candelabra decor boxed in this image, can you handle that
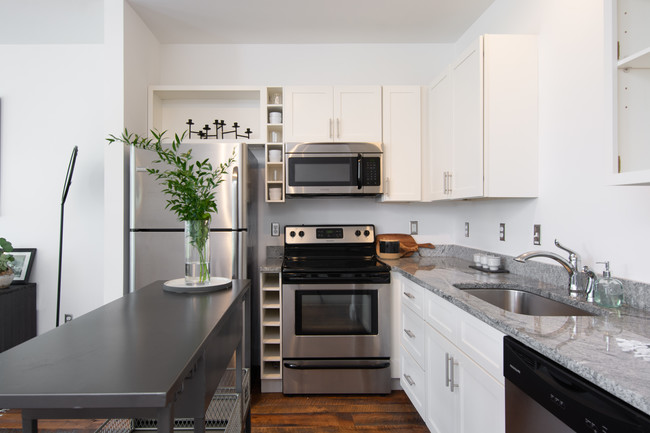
[186,119,252,140]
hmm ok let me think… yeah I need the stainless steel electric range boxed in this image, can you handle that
[281,224,392,394]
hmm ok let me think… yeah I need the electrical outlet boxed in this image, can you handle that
[499,223,506,241]
[464,222,470,237]
[64,314,73,323]
[271,222,280,237]
[410,221,418,235]
[533,224,541,245]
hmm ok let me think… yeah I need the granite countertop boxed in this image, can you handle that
[260,257,282,272]
[389,255,650,415]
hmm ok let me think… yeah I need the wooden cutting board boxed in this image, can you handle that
[376,234,435,258]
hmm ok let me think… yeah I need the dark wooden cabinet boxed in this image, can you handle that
[0,283,36,352]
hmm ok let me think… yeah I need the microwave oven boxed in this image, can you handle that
[284,142,383,196]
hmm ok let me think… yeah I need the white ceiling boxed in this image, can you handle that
[127,0,496,44]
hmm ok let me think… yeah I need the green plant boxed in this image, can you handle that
[0,237,15,274]
[107,129,236,282]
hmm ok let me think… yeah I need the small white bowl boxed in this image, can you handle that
[487,256,501,271]
[269,188,282,200]
[268,150,282,162]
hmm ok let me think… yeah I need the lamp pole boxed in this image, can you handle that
[56,146,78,327]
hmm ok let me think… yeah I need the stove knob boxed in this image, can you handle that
[355,230,361,237]
[298,230,305,237]
[364,230,370,237]
[289,231,296,238]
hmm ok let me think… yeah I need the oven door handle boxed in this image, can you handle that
[284,361,390,370]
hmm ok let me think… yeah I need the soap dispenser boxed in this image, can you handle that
[594,261,624,308]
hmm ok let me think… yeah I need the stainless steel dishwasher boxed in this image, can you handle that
[503,336,650,432]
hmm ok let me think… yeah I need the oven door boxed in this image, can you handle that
[285,153,382,195]
[282,282,390,359]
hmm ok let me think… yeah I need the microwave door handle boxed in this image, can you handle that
[357,154,363,189]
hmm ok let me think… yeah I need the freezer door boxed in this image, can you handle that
[131,142,247,230]
[131,231,241,291]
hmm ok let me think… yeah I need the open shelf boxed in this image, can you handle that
[612,0,650,184]
[148,85,266,142]
[260,270,282,383]
[265,87,285,202]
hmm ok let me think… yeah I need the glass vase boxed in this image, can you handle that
[185,219,211,285]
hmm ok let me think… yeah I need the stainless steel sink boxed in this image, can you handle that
[457,287,594,316]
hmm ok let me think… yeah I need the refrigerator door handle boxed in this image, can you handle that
[231,166,239,279]
[232,166,239,231]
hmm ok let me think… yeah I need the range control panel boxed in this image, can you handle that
[284,225,375,244]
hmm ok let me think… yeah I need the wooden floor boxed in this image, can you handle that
[0,390,428,433]
[0,408,104,432]
[250,390,428,433]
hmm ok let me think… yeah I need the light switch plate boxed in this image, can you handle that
[410,221,418,235]
[533,224,541,245]
[271,222,280,237]
[465,222,470,237]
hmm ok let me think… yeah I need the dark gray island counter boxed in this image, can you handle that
[0,279,250,433]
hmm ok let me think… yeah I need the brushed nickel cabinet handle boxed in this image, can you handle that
[403,373,416,387]
[404,329,416,339]
[449,355,459,392]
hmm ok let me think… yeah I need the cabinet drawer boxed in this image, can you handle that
[401,277,424,317]
[400,347,426,419]
[401,303,425,368]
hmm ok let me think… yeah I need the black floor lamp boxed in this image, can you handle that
[56,146,78,327]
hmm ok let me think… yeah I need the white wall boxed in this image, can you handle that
[159,43,453,86]
[448,0,650,283]
[0,44,106,332]
[0,0,103,44]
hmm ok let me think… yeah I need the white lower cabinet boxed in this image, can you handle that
[425,324,505,433]
[397,273,505,433]
[425,324,456,433]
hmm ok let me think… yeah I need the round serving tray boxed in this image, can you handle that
[163,277,232,294]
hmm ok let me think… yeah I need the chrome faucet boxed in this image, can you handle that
[514,239,593,300]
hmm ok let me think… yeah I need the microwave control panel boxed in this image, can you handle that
[362,158,381,186]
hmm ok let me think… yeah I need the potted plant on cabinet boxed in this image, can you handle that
[0,237,15,288]
[107,130,235,286]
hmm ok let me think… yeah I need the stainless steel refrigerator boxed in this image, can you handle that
[129,141,253,292]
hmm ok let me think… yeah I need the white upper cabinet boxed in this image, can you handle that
[611,0,650,185]
[451,38,485,199]
[423,34,539,201]
[283,86,333,142]
[381,86,422,202]
[423,68,453,201]
[284,86,382,143]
